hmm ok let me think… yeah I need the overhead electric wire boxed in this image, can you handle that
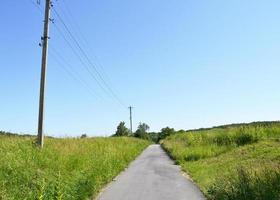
[52,7,127,108]
[57,0,109,74]
[29,0,127,108]
[52,22,110,98]
[57,0,122,104]
[28,0,43,12]
[49,46,103,100]
[28,0,104,100]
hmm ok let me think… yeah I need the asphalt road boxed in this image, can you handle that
[97,144,205,200]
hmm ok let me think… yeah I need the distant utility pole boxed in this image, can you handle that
[129,106,133,134]
[37,0,51,148]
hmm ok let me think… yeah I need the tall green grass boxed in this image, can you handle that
[207,167,280,200]
[0,136,150,200]
[161,122,280,200]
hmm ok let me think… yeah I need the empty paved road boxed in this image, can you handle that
[97,144,205,200]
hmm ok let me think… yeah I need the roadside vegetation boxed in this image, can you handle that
[0,135,150,200]
[113,121,176,143]
[161,121,280,200]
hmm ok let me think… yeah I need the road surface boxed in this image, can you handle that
[96,144,205,200]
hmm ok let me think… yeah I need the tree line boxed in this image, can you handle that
[112,121,182,143]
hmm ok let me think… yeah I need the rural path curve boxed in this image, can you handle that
[97,144,205,200]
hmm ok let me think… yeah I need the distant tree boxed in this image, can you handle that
[114,122,130,137]
[134,123,150,139]
[148,132,160,143]
[80,134,87,139]
[158,127,175,141]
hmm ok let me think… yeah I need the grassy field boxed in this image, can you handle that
[161,122,280,200]
[0,135,150,200]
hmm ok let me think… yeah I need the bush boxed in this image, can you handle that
[233,127,259,146]
[234,133,255,146]
[80,134,87,139]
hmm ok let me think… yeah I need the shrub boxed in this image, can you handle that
[234,133,255,146]
[233,127,258,146]
[80,134,87,139]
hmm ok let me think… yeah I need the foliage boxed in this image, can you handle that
[148,132,160,143]
[139,127,177,143]
[0,136,150,200]
[158,127,175,142]
[113,121,130,137]
[161,122,280,199]
[134,123,150,139]
[0,131,36,138]
[80,134,87,139]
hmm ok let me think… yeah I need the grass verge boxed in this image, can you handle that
[0,136,150,200]
[161,122,280,200]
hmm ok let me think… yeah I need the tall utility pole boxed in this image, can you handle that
[129,106,133,134]
[37,0,51,148]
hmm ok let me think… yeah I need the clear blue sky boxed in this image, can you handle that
[1,0,280,137]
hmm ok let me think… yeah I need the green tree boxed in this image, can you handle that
[149,132,160,143]
[158,127,175,141]
[134,123,150,139]
[114,122,130,137]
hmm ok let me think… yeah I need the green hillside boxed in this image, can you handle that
[0,135,150,200]
[161,122,280,200]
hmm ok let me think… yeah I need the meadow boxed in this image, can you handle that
[161,122,280,200]
[0,135,150,200]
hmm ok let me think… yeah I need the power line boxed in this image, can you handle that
[53,7,126,107]
[52,7,127,108]
[29,0,104,100]
[58,0,124,108]
[29,0,40,8]
[29,0,120,105]
[48,47,103,100]
[52,22,113,100]
[57,0,111,79]
[28,0,43,13]
[29,0,128,109]
[28,0,130,142]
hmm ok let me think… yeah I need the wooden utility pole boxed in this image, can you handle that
[129,106,133,134]
[37,0,51,148]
